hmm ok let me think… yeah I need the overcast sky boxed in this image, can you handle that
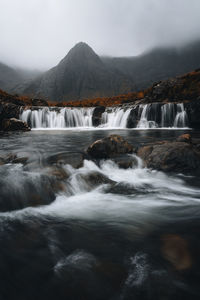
[0,0,200,70]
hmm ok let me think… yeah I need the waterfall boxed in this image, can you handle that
[173,103,188,128]
[100,107,132,128]
[20,106,132,129]
[20,107,94,129]
[137,104,158,128]
[20,103,189,129]
[137,103,188,129]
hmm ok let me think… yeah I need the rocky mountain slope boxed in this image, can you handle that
[22,42,133,101]
[12,40,200,102]
[102,40,200,91]
[0,62,22,92]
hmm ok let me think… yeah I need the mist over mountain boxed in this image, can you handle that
[20,42,134,101]
[0,62,22,92]
[102,40,200,90]
[1,40,200,102]
[0,62,42,93]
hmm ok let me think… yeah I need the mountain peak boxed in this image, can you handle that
[60,42,102,66]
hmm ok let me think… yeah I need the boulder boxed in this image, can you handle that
[46,152,84,168]
[0,102,21,127]
[87,135,134,159]
[112,155,139,169]
[79,171,114,188]
[176,133,192,143]
[92,106,105,127]
[2,118,30,131]
[137,141,200,175]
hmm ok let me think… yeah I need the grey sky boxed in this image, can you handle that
[0,0,200,70]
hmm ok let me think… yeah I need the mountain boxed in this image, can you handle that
[22,42,133,101]
[0,62,42,94]
[3,40,200,102]
[0,62,22,92]
[102,40,200,90]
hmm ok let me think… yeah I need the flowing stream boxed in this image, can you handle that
[0,129,199,299]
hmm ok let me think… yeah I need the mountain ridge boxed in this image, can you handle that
[1,40,200,102]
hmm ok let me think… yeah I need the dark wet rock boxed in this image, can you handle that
[2,118,30,131]
[87,135,134,159]
[161,234,192,271]
[92,106,105,127]
[137,141,200,175]
[176,133,192,143]
[0,172,56,212]
[126,107,139,128]
[0,102,21,129]
[185,101,200,129]
[47,152,84,168]
[79,171,114,188]
[47,166,70,180]
[112,155,139,169]
[12,156,29,164]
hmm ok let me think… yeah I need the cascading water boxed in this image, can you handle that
[20,107,132,129]
[20,103,189,129]
[137,103,188,129]
[174,103,188,127]
[137,104,158,128]
[20,107,95,129]
[100,107,132,128]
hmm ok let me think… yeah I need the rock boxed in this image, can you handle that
[0,102,21,128]
[161,234,192,271]
[2,118,30,131]
[112,155,139,169]
[46,152,84,168]
[0,173,56,212]
[176,133,192,143]
[79,171,114,188]
[92,106,105,127]
[137,141,200,175]
[47,166,70,180]
[31,98,48,106]
[185,101,200,129]
[127,107,139,128]
[87,135,134,159]
[12,156,29,164]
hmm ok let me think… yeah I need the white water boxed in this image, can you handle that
[3,156,199,233]
[174,103,189,127]
[137,105,158,129]
[100,107,132,128]
[20,103,189,130]
[137,103,188,129]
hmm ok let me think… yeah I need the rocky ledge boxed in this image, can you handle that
[0,89,47,131]
[2,118,30,131]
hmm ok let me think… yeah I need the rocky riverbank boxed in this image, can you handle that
[86,134,200,176]
[0,133,199,212]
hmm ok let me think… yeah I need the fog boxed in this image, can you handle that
[0,0,200,70]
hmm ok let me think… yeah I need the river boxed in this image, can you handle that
[0,128,200,300]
